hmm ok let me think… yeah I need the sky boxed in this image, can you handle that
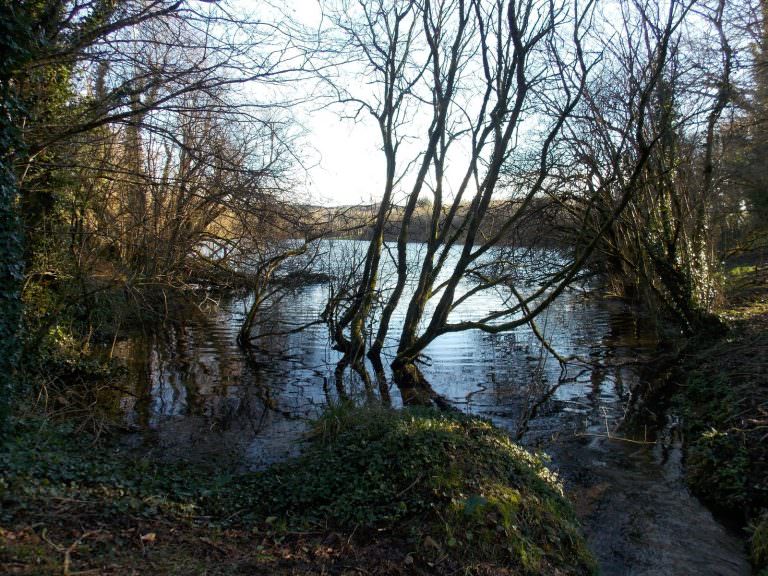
[234,0,724,208]
[253,0,389,207]
[298,106,386,207]
[244,0,539,208]
[272,0,529,208]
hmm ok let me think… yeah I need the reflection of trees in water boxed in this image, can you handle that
[113,281,658,462]
[500,297,659,441]
[240,281,383,406]
[115,304,302,459]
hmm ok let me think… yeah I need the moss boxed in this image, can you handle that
[1,407,595,575]
[728,265,757,279]
[251,405,595,574]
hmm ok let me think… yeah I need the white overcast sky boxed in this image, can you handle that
[242,0,388,207]
[298,102,386,207]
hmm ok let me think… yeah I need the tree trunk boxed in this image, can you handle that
[391,358,436,406]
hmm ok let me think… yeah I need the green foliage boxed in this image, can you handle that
[681,373,750,511]
[1,406,596,575]
[235,407,540,524]
[0,0,36,434]
[0,0,130,434]
[728,265,758,279]
[213,406,594,573]
[0,0,94,435]
[676,308,768,569]
[0,2,36,74]
[0,156,23,434]
[686,426,749,510]
[0,418,217,523]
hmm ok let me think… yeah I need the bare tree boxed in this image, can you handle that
[569,0,736,334]
[317,0,691,403]
[8,1,325,364]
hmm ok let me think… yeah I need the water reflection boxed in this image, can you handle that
[110,243,657,468]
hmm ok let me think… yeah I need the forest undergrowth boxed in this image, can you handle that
[675,262,768,574]
[0,406,596,576]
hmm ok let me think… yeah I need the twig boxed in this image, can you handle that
[574,432,656,445]
[395,474,424,498]
[41,529,102,576]
[200,537,228,555]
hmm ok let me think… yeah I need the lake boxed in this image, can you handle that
[110,240,749,574]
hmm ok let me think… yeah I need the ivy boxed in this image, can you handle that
[0,0,36,434]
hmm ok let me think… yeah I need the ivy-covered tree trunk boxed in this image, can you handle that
[0,0,33,432]
[0,154,22,432]
[0,104,23,433]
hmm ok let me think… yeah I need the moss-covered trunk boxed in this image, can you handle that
[0,150,22,432]
[391,358,436,406]
[0,8,31,432]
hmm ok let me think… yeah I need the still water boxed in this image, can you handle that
[111,241,749,575]
[114,241,650,466]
